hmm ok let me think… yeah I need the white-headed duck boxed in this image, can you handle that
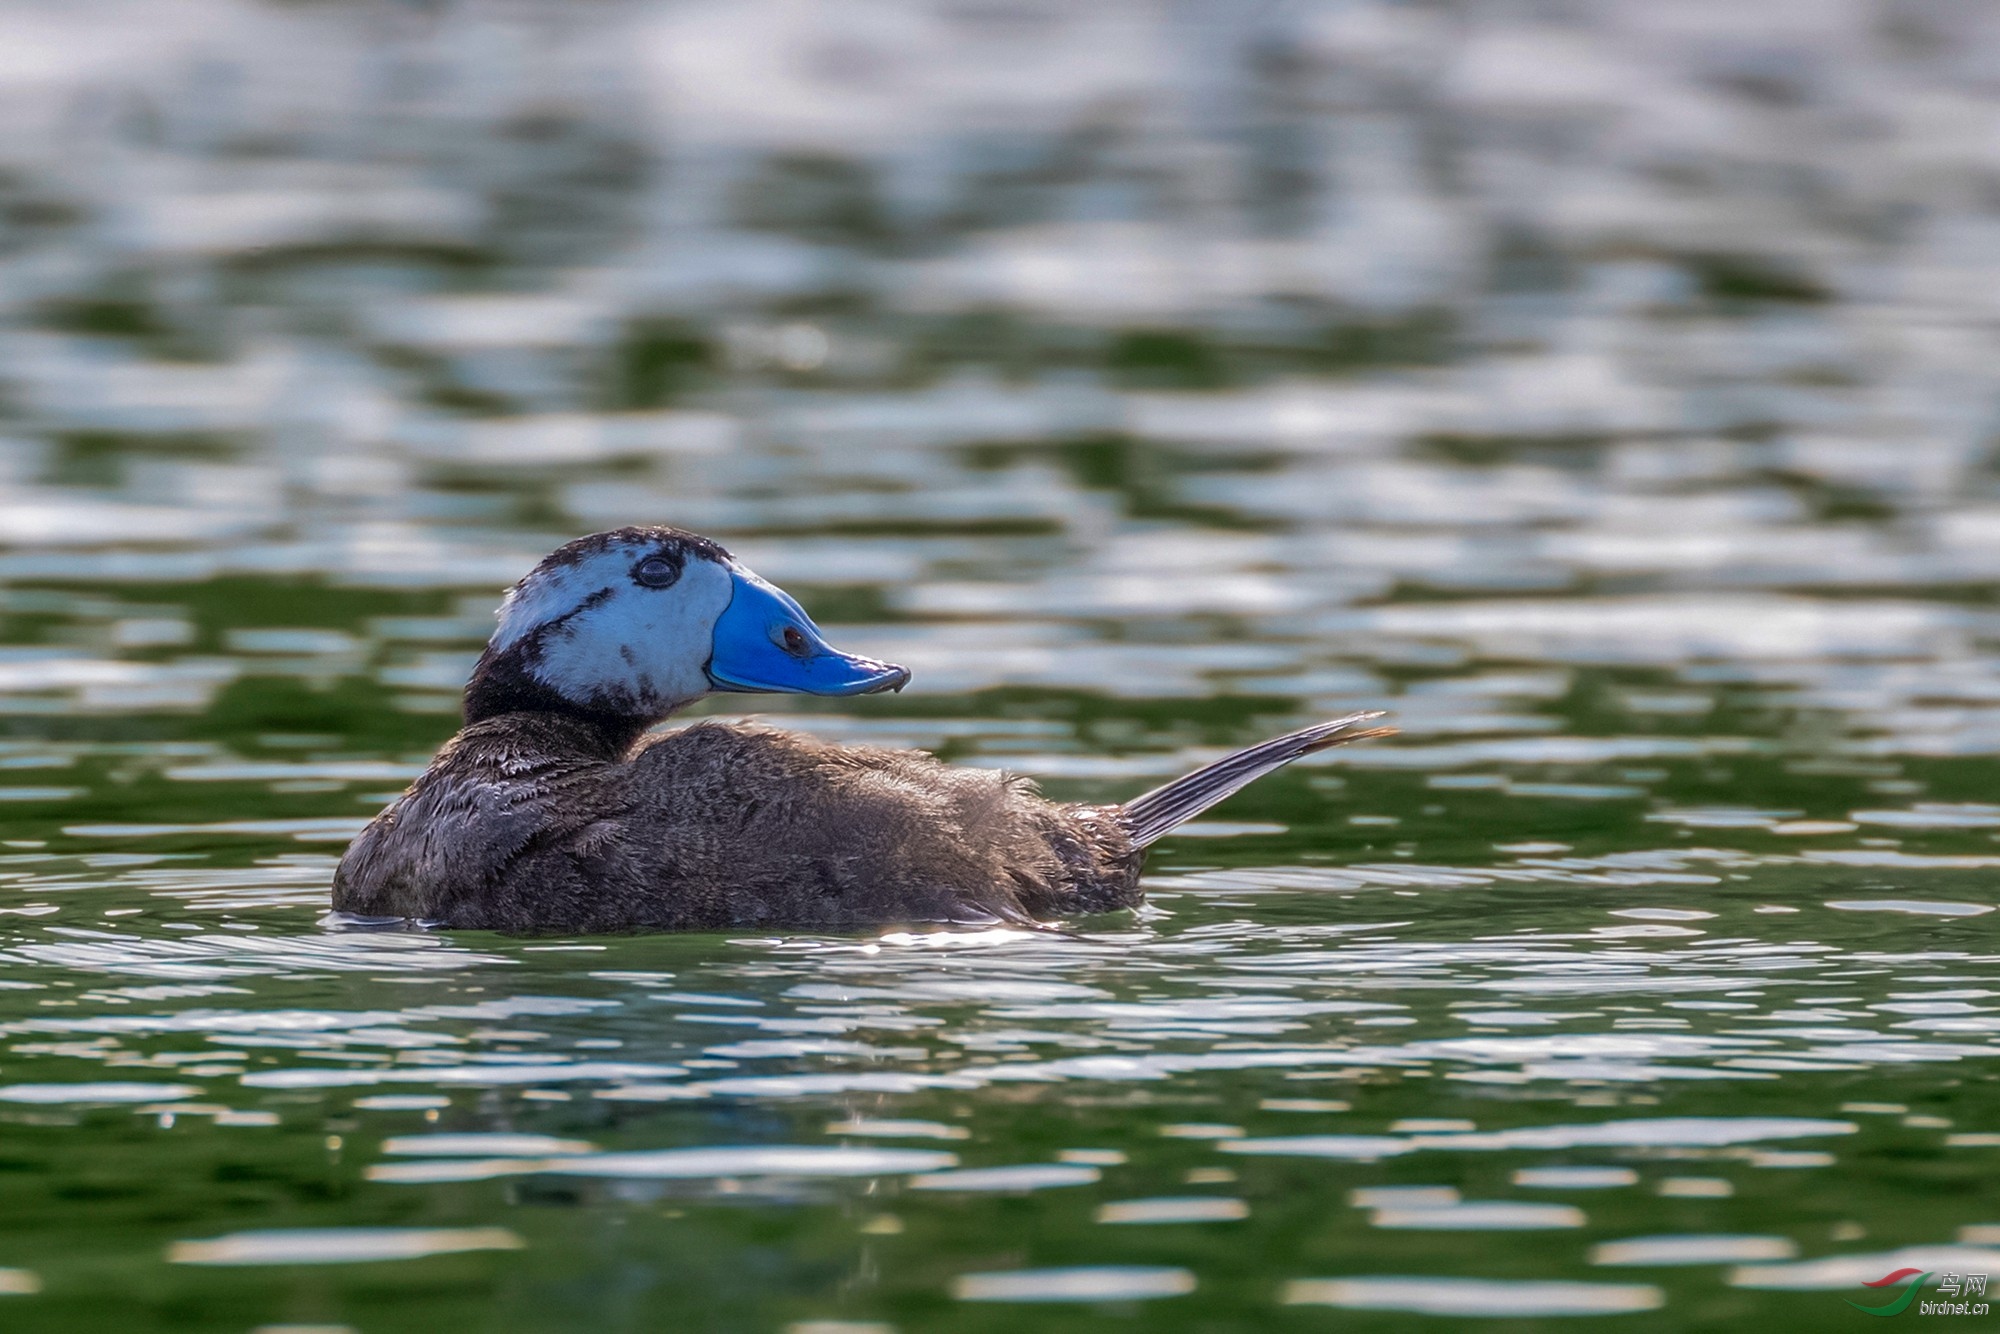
[332,526,1391,932]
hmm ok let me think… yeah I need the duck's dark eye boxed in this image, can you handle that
[633,555,680,589]
[782,625,809,655]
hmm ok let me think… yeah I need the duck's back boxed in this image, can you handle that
[332,717,1139,933]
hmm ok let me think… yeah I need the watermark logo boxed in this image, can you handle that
[1846,1269,1990,1318]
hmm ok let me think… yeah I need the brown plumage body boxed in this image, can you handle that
[333,713,1141,933]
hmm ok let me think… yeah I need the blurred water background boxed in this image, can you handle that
[1,0,1999,1329]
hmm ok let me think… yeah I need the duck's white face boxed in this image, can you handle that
[483,529,909,720]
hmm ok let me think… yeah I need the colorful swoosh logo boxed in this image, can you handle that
[1847,1269,1931,1316]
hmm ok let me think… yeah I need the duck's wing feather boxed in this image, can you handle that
[619,723,1094,928]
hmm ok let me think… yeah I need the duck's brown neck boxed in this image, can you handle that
[457,708,648,764]
[462,645,666,756]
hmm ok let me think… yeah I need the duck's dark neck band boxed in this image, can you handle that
[461,646,661,753]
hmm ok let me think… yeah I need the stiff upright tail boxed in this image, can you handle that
[1119,712,1395,848]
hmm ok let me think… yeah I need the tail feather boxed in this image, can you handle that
[1119,712,1394,848]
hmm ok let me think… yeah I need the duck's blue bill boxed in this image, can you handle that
[706,567,911,697]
